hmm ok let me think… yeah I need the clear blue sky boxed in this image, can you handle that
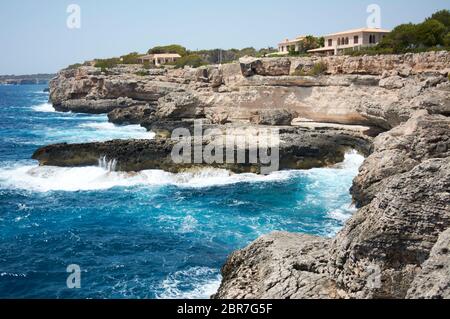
[0,0,448,74]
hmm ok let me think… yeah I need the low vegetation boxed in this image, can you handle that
[66,63,83,70]
[120,52,141,64]
[288,36,324,56]
[94,58,120,72]
[350,9,450,56]
[174,54,206,68]
[148,44,188,57]
[293,62,327,76]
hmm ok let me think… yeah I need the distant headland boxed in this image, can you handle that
[0,74,55,85]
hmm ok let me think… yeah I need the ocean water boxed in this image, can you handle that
[0,85,363,299]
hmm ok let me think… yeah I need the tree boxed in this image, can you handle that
[416,19,447,47]
[428,9,450,32]
[120,52,140,64]
[379,23,419,52]
[148,45,188,56]
[300,36,324,53]
[175,54,206,68]
[445,32,450,47]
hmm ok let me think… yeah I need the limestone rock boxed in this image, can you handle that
[352,111,450,207]
[407,228,450,299]
[56,97,140,114]
[331,158,450,298]
[250,109,297,126]
[32,125,371,174]
[108,104,156,125]
[156,91,205,119]
[214,232,339,299]
[379,76,406,89]
[239,57,291,77]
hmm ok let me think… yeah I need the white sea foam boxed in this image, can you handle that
[78,122,156,140]
[327,206,357,223]
[179,215,199,233]
[0,151,364,193]
[31,103,55,113]
[157,267,222,299]
[0,165,293,192]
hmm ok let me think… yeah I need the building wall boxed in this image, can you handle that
[323,31,388,53]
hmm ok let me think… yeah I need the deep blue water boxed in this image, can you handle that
[0,84,363,299]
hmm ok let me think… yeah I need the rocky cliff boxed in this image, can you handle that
[41,51,450,299]
[215,111,450,299]
[49,51,449,130]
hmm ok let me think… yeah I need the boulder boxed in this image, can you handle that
[250,109,297,126]
[214,232,338,299]
[407,228,450,299]
[55,97,140,114]
[108,104,156,125]
[239,57,291,77]
[156,91,205,119]
[331,158,450,298]
[351,111,450,207]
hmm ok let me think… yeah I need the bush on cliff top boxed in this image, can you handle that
[174,54,206,68]
[94,58,120,72]
[148,44,188,57]
[293,62,327,76]
[361,9,450,55]
[66,63,83,70]
[120,52,141,64]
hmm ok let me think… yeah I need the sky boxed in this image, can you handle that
[0,0,448,75]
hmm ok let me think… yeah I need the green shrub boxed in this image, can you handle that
[120,52,141,64]
[66,63,83,70]
[148,44,188,57]
[375,10,450,54]
[416,19,447,47]
[293,62,327,76]
[143,61,152,69]
[94,58,120,72]
[175,54,207,68]
[135,70,149,76]
[428,10,450,32]
[311,62,327,75]
[445,33,450,47]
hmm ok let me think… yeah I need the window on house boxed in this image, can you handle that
[337,38,341,46]
[354,36,359,44]
[328,39,332,47]
[345,37,349,45]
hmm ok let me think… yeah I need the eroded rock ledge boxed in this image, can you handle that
[32,125,371,174]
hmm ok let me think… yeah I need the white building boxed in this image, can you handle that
[138,53,182,66]
[308,27,390,55]
[278,36,307,54]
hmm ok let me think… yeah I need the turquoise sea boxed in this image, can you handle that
[0,84,363,299]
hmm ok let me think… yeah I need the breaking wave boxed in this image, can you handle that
[31,103,55,113]
[0,152,364,194]
[157,267,222,299]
